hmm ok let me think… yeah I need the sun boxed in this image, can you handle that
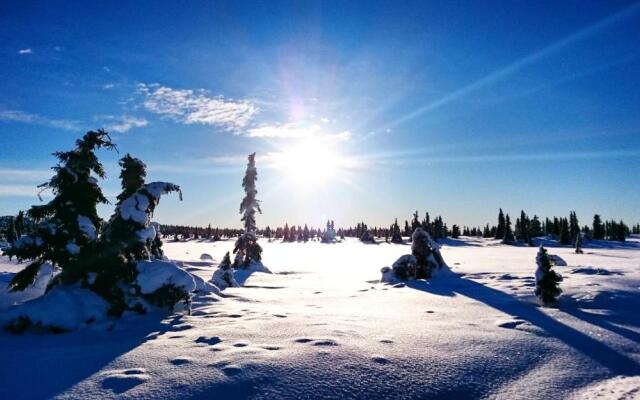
[271,138,348,188]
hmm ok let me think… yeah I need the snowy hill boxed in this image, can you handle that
[1,237,639,399]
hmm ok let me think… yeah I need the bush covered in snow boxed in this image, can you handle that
[381,228,448,282]
[534,246,563,306]
[211,252,238,290]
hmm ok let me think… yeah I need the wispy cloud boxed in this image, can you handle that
[103,83,116,89]
[0,184,38,197]
[0,109,81,131]
[247,121,351,142]
[18,48,32,55]
[99,114,148,133]
[0,168,50,182]
[137,83,259,132]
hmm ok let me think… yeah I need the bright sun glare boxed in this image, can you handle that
[272,138,348,188]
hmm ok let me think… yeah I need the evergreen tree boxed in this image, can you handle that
[535,246,563,305]
[5,130,116,292]
[390,218,403,243]
[6,217,18,245]
[211,252,238,289]
[592,214,605,240]
[529,215,543,238]
[233,153,263,267]
[558,218,571,245]
[14,211,25,237]
[116,154,146,205]
[451,224,461,239]
[569,211,580,244]
[495,208,506,239]
[502,214,515,244]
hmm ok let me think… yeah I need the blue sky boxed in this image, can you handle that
[1,0,639,228]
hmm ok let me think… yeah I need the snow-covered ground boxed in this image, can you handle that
[1,237,639,399]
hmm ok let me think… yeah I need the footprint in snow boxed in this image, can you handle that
[294,338,313,343]
[313,339,338,346]
[170,357,193,365]
[371,355,391,364]
[497,320,526,329]
[379,339,394,344]
[101,369,150,394]
[260,345,280,351]
[272,313,288,318]
[233,341,249,347]
[221,365,243,376]
[171,323,194,331]
[195,336,222,346]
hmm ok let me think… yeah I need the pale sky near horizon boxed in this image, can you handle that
[1,1,639,229]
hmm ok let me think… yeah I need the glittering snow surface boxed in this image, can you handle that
[1,236,639,399]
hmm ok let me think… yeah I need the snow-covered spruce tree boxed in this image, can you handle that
[5,130,115,292]
[210,251,238,290]
[99,164,183,314]
[574,233,584,254]
[535,246,563,306]
[233,153,263,268]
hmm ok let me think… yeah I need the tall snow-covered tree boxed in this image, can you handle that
[535,246,563,305]
[5,130,115,291]
[233,153,263,267]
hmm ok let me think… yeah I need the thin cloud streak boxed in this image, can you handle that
[0,109,81,131]
[371,2,640,137]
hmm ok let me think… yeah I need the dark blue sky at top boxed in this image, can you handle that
[1,1,639,228]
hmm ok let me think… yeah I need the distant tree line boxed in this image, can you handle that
[3,209,637,247]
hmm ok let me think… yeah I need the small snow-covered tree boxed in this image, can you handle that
[411,227,447,278]
[211,251,238,289]
[535,246,563,306]
[383,228,448,282]
[5,130,115,291]
[99,177,182,313]
[233,153,263,268]
[574,233,583,254]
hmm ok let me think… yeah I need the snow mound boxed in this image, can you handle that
[135,260,196,294]
[191,273,221,294]
[200,253,213,260]
[549,254,567,266]
[2,285,109,332]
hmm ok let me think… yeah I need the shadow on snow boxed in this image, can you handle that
[406,274,640,376]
